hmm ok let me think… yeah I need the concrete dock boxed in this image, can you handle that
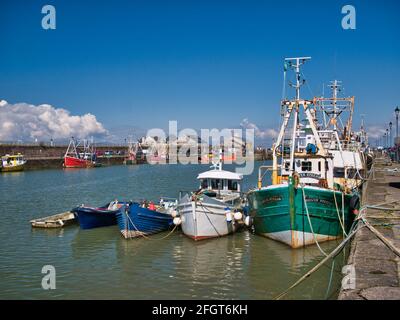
[339,155,400,300]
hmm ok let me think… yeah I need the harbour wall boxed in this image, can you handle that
[338,154,400,300]
[0,144,127,170]
[0,144,270,170]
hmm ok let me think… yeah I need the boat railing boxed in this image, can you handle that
[178,190,193,201]
[258,165,279,188]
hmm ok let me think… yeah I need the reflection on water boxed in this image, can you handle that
[0,163,347,299]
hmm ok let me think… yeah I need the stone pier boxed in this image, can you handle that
[339,155,400,300]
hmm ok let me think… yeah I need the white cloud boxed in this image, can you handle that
[366,125,387,139]
[0,100,107,142]
[240,118,278,138]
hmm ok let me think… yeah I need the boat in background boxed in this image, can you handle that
[177,150,245,240]
[72,200,127,229]
[124,138,145,165]
[116,199,175,239]
[0,153,26,172]
[313,80,366,190]
[64,138,99,168]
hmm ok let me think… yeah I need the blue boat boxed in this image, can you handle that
[72,200,127,229]
[116,202,174,239]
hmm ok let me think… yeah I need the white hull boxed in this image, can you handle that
[178,195,237,240]
[261,230,341,248]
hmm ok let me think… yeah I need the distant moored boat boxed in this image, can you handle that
[0,153,26,172]
[63,138,98,168]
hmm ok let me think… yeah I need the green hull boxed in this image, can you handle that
[247,183,357,248]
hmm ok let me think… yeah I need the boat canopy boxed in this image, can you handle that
[197,169,243,181]
[2,154,24,159]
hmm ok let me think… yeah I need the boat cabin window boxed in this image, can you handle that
[318,161,321,172]
[334,167,345,178]
[200,179,208,189]
[211,179,221,190]
[301,161,312,171]
[227,180,238,191]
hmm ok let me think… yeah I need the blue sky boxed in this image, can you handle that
[0,0,399,144]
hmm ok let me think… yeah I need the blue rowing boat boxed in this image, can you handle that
[72,200,127,229]
[116,202,174,239]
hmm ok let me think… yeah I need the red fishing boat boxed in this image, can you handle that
[64,138,98,168]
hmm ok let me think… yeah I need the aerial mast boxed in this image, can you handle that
[285,57,311,175]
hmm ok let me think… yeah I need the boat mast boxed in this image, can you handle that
[329,80,340,131]
[286,57,311,177]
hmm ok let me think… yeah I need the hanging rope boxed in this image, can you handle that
[124,211,177,241]
[324,259,336,300]
[197,201,223,237]
[333,191,347,237]
[275,184,400,300]
[300,185,328,257]
[274,222,363,300]
[359,216,400,258]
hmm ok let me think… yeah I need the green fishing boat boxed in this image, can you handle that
[248,176,358,248]
[247,57,360,248]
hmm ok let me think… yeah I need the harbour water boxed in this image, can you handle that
[0,162,348,299]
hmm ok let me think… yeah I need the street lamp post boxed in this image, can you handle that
[389,122,393,147]
[395,107,400,162]
[383,133,387,149]
[386,129,389,149]
[386,128,390,148]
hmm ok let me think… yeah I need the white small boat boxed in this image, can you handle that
[176,153,244,240]
[30,211,77,228]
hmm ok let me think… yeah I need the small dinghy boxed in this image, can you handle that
[116,200,175,239]
[72,200,128,230]
[30,211,77,228]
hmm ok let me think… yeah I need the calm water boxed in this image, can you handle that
[0,162,348,299]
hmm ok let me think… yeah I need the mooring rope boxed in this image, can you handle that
[359,215,400,258]
[275,161,400,300]
[333,190,347,237]
[324,259,336,300]
[300,185,328,257]
[274,222,363,300]
[197,200,223,237]
[124,211,177,241]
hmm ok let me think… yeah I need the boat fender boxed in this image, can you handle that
[234,211,243,221]
[173,217,182,226]
[171,209,178,218]
[225,207,232,222]
[244,215,252,227]
[349,195,360,214]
